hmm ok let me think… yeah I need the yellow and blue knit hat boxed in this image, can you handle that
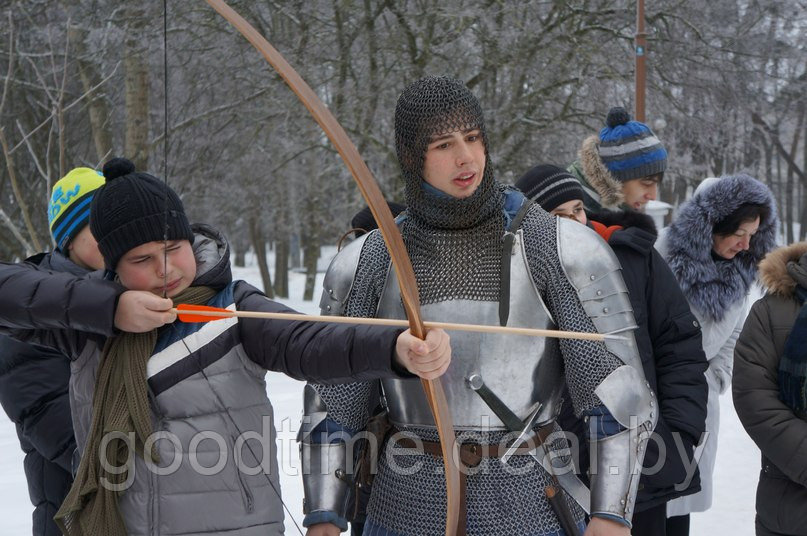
[48,167,106,251]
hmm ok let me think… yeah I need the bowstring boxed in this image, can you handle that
[162,0,169,298]
[161,4,303,532]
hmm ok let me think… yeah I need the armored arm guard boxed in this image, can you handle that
[300,235,370,529]
[556,218,658,525]
[299,385,352,530]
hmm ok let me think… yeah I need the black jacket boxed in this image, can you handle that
[560,210,709,512]
[0,251,89,536]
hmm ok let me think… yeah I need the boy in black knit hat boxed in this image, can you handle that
[0,157,451,536]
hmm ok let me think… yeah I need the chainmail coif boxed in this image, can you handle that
[394,76,505,304]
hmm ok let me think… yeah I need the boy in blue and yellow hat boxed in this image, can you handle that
[0,166,106,535]
[48,167,106,271]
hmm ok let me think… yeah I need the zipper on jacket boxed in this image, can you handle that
[148,389,163,536]
[231,433,255,513]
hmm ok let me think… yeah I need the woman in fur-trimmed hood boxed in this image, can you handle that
[655,173,778,529]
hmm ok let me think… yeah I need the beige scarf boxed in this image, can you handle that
[55,286,216,535]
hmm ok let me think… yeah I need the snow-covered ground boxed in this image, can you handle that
[0,252,762,534]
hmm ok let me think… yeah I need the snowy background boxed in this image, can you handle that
[0,251,762,535]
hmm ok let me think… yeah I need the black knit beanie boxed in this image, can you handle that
[515,164,585,212]
[90,157,194,270]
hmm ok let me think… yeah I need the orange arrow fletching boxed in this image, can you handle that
[175,304,235,323]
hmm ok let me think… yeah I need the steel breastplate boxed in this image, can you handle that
[377,229,563,431]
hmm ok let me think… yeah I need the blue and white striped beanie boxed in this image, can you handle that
[598,107,667,182]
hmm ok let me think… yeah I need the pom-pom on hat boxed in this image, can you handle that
[90,157,194,270]
[48,167,106,251]
[515,164,585,212]
[598,106,667,182]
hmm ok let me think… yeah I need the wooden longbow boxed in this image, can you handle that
[204,2,462,534]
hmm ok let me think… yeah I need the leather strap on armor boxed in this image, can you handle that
[499,199,534,326]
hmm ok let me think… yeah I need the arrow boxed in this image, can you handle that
[172,304,627,342]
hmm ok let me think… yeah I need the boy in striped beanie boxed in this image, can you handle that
[48,167,106,271]
[567,107,667,212]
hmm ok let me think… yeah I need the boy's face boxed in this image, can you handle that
[68,226,105,271]
[422,128,486,199]
[549,199,587,225]
[621,173,662,211]
[115,240,196,298]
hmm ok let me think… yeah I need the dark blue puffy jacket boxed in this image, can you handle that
[0,251,89,535]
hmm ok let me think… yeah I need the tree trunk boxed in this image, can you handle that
[124,7,149,170]
[233,248,245,267]
[249,217,274,299]
[289,233,302,270]
[274,238,289,299]
[302,240,319,302]
[0,130,42,254]
[800,201,807,242]
[68,24,113,163]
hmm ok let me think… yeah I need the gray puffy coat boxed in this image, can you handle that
[734,242,807,536]
[0,224,405,535]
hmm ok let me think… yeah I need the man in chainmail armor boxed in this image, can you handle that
[300,76,657,536]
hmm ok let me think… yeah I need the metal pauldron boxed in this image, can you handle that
[556,217,643,372]
[319,233,370,316]
[299,385,352,520]
[590,365,658,524]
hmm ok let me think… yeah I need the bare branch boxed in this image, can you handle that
[0,11,14,115]
[0,206,34,256]
[0,127,43,252]
[15,119,49,181]
[8,62,120,155]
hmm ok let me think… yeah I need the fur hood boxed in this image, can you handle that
[578,134,625,208]
[759,241,807,299]
[661,174,778,321]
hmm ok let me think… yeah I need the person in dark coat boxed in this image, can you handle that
[734,241,807,536]
[0,166,106,535]
[515,164,709,536]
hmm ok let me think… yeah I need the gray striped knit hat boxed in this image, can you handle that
[598,107,667,182]
[515,164,584,211]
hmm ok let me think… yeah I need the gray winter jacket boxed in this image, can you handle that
[0,224,406,536]
[734,242,807,536]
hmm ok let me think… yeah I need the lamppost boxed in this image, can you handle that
[635,0,646,122]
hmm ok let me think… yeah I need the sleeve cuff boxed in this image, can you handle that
[302,510,349,531]
[591,512,632,528]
